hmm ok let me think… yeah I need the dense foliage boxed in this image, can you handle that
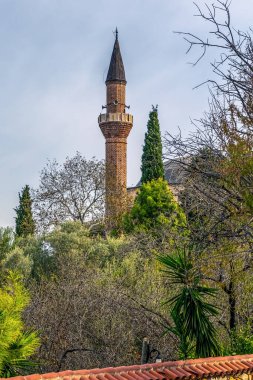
[19,222,177,371]
[0,272,39,377]
[124,178,186,235]
[141,106,164,184]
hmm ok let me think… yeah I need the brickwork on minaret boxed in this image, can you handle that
[98,31,133,226]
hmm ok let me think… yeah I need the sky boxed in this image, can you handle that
[0,0,252,227]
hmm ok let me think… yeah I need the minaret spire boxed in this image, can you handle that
[106,28,126,83]
[98,31,133,228]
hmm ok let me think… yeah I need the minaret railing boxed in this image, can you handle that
[98,113,133,124]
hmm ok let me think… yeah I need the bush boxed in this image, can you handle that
[124,178,187,234]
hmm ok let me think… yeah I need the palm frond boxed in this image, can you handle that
[158,248,220,358]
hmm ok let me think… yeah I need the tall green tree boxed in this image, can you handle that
[124,178,186,234]
[158,249,220,358]
[141,106,164,183]
[0,272,39,377]
[15,185,35,237]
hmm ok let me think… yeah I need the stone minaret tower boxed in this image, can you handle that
[98,30,133,226]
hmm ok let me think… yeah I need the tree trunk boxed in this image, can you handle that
[228,279,236,330]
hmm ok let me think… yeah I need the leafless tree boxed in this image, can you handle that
[32,152,105,231]
[176,0,253,111]
[164,0,253,244]
[163,0,253,333]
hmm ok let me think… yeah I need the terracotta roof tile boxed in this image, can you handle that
[211,362,226,375]
[148,370,165,380]
[186,365,204,377]
[3,354,253,380]
[194,365,210,376]
[242,360,253,369]
[218,362,233,373]
[159,369,178,380]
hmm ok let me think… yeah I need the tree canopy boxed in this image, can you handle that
[32,152,105,231]
[124,178,186,234]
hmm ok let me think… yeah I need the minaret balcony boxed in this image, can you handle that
[98,113,133,124]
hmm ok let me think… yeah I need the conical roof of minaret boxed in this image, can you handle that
[106,29,126,83]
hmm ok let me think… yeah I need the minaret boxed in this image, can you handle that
[98,29,133,226]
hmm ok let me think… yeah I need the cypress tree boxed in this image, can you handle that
[141,105,164,183]
[15,185,35,237]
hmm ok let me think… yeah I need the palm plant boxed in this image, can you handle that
[0,272,39,377]
[168,309,193,360]
[158,249,220,358]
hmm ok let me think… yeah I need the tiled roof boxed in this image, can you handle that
[164,158,189,185]
[6,354,253,380]
[135,158,188,187]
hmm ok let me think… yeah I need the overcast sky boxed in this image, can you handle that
[0,0,252,227]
